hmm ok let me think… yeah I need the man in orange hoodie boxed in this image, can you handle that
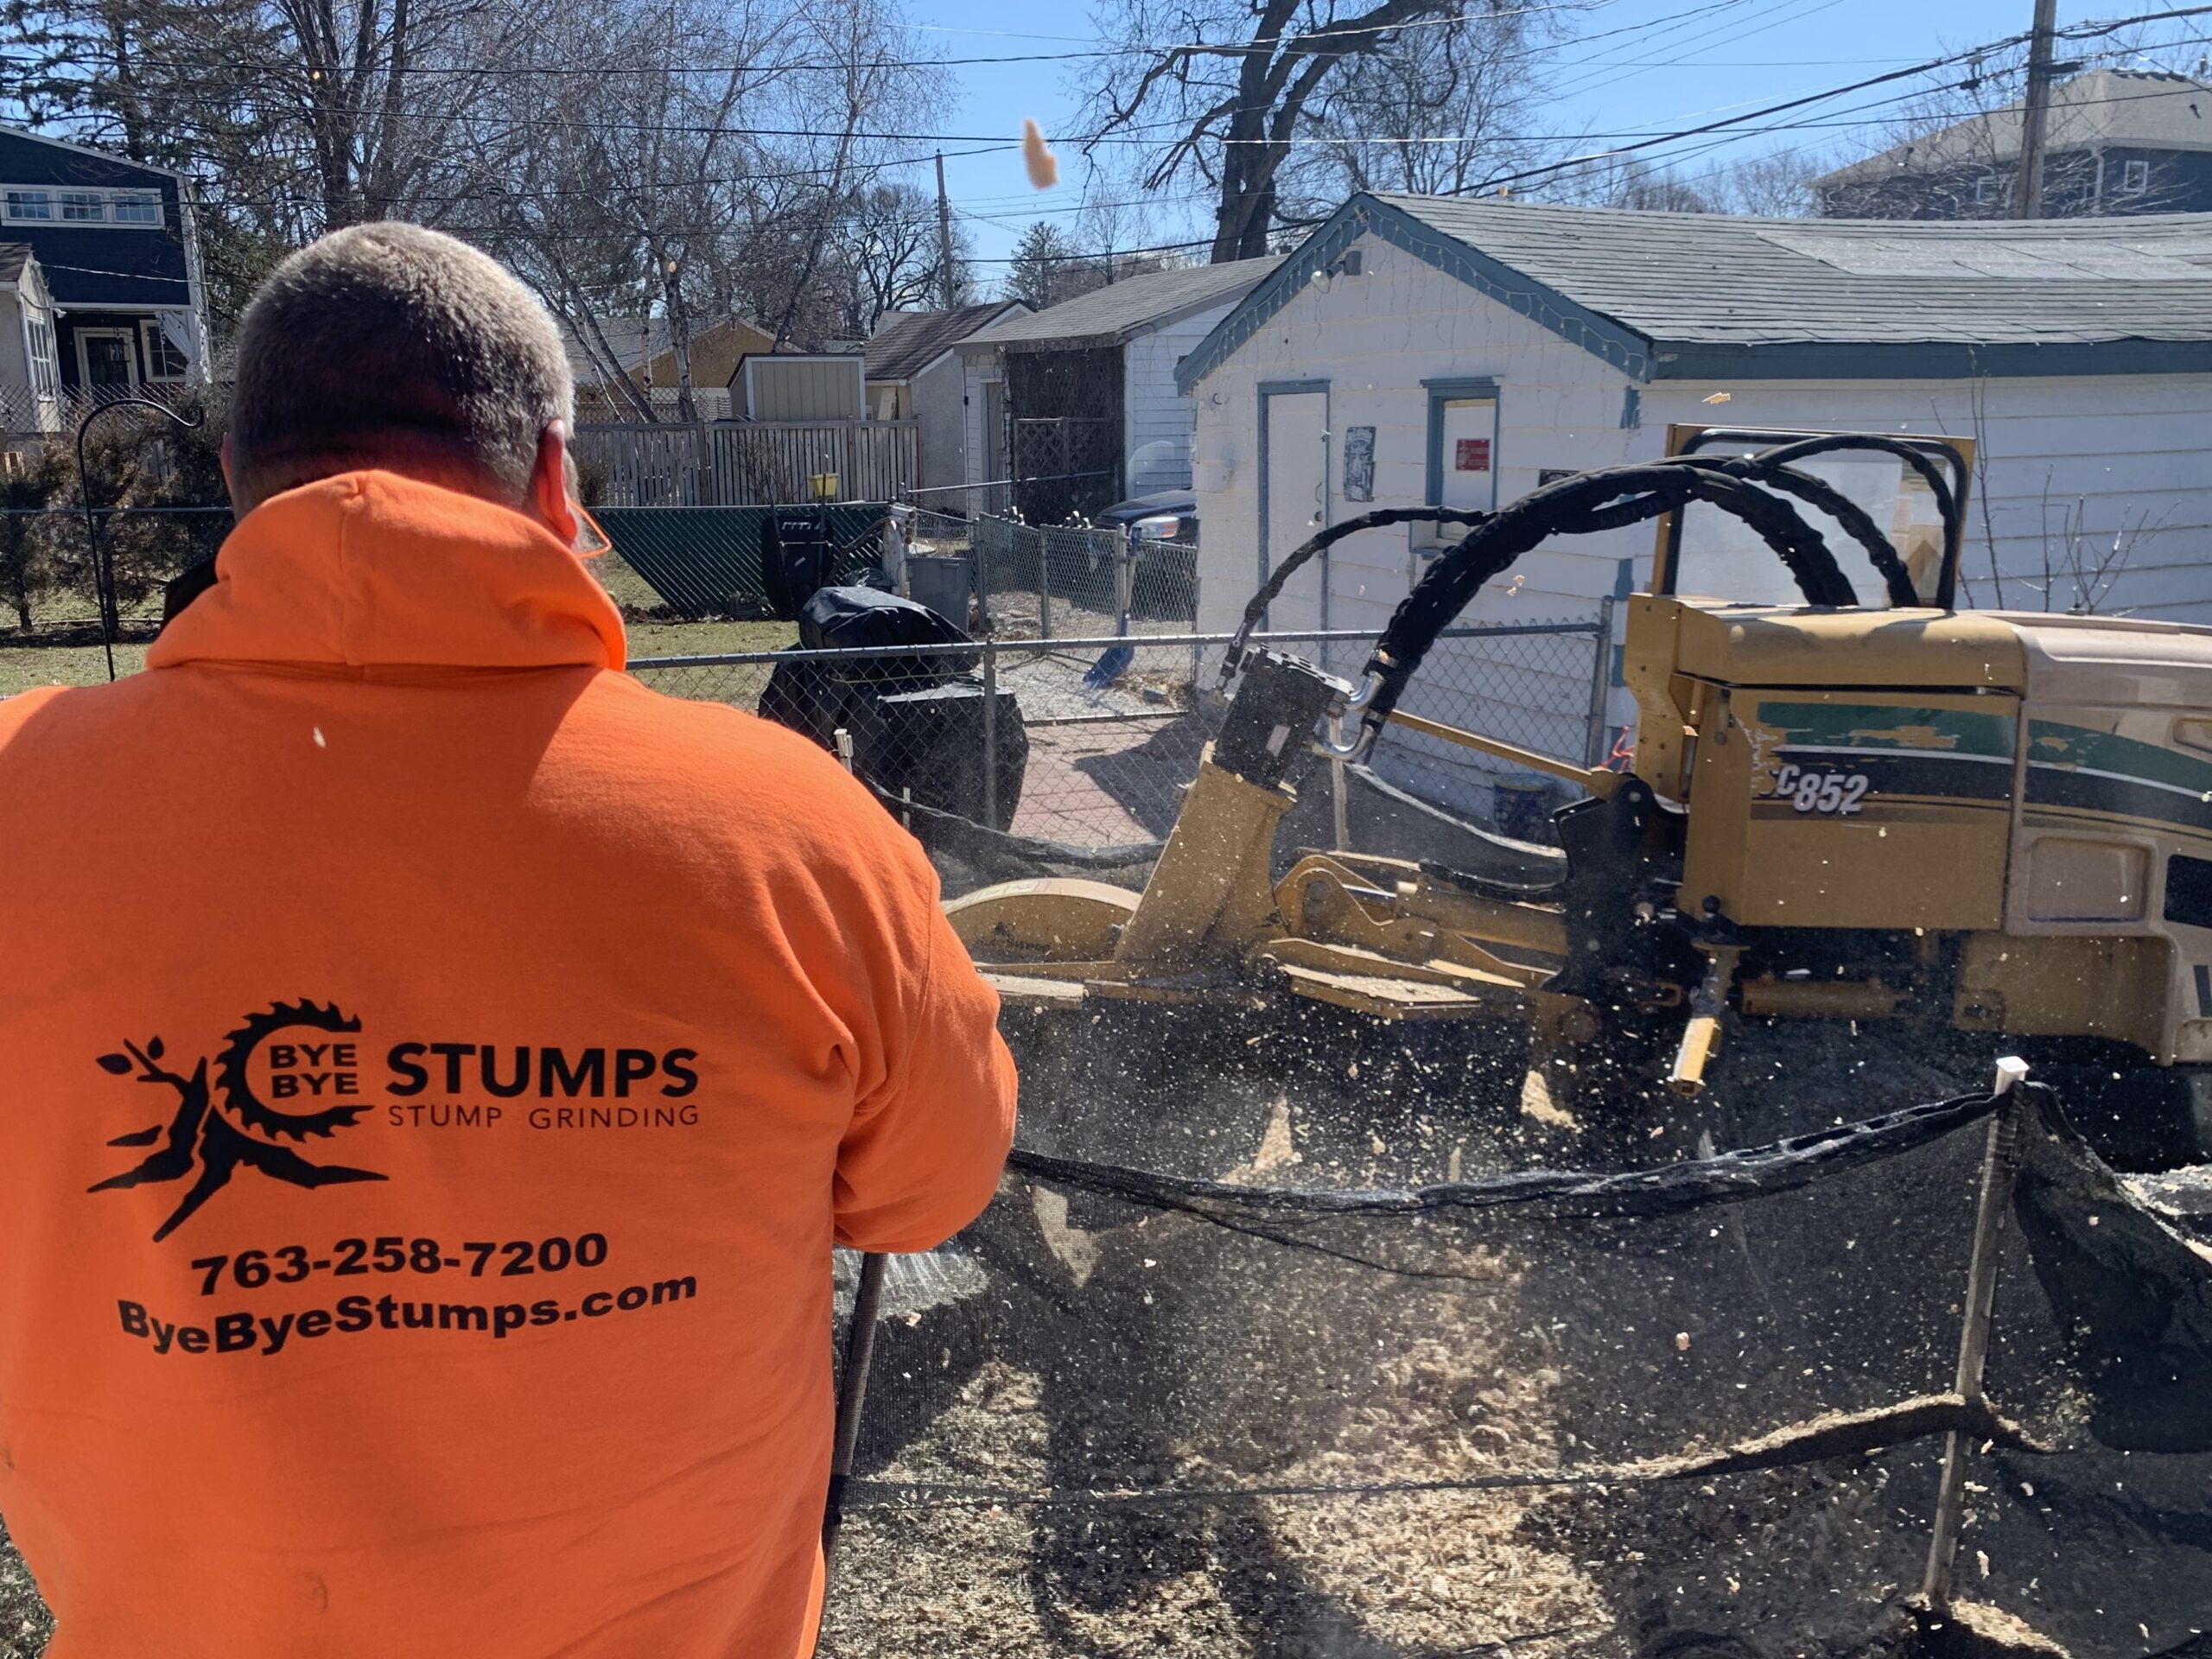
[0,222,1017,1657]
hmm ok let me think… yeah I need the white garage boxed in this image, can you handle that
[1177,193,2212,813]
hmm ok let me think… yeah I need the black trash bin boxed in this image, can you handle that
[855,681,1027,830]
[760,508,836,621]
[757,586,1027,830]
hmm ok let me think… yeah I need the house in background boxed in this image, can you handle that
[0,125,207,410]
[1816,69,2212,219]
[0,245,62,433]
[568,315,777,422]
[862,299,1027,500]
[956,255,1283,522]
[1176,192,2212,815]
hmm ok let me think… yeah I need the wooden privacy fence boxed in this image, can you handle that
[575,420,918,507]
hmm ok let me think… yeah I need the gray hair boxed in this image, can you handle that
[227,221,573,504]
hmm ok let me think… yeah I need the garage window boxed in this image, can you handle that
[1415,376,1497,550]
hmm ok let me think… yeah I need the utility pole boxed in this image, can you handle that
[2010,0,2060,219]
[935,151,957,308]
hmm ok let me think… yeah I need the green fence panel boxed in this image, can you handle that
[596,504,886,618]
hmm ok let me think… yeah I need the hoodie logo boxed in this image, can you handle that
[90,1001,387,1242]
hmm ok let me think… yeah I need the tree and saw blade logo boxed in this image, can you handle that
[90,1001,386,1242]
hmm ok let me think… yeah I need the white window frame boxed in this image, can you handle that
[139,317,188,382]
[0,184,165,230]
[2121,158,2151,196]
[73,326,138,391]
[24,311,58,400]
[1973,175,1994,205]
[58,190,105,223]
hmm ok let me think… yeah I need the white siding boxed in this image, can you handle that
[1192,233,1642,648]
[1189,235,1632,814]
[1190,230,2212,817]
[911,354,966,497]
[1637,377,2212,625]
[1123,301,1247,498]
[957,352,1004,518]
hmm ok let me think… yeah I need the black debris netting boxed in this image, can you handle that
[817,1013,2212,1659]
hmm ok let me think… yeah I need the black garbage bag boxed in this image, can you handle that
[795,584,979,675]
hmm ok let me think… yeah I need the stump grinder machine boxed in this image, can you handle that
[945,428,2212,1155]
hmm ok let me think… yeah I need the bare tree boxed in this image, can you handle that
[2036,486,2171,616]
[836,181,976,334]
[1536,153,1710,213]
[9,0,530,326]
[1080,0,1547,262]
[1290,3,1557,204]
[443,0,944,414]
[444,0,789,419]
[1689,148,1827,218]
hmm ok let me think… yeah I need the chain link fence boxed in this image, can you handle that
[0,505,231,634]
[909,508,1198,640]
[630,619,1611,861]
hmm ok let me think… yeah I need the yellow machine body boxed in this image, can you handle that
[1625,597,2212,1065]
[946,426,2212,1105]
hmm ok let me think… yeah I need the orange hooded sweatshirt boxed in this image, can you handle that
[0,472,1017,1658]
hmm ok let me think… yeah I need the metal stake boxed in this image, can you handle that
[982,638,1000,830]
[1330,712,1351,852]
[75,395,207,683]
[1116,524,1135,639]
[1038,529,1052,641]
[1922,1055,2030,1611]
[1584,595,1617,770]
[822,1250,888,1579]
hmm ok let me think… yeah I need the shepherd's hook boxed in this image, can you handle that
[76,396,208,683]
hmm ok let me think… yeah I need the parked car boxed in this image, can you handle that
[1096,489,1198,620]
[1096,488,1198,544]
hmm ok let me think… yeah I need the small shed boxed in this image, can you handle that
[862,301,1028,498]
[957,256,1282,520]
[1176,192,2212,815]
[731,353,865,422]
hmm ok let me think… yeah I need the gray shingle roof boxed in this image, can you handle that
[964,254,1286,353]
[1374,193,2212,349]
[863,301,1027,380]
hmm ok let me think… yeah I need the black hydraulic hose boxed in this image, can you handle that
[1355,462,1855,738]
[1745,433,1961,571]
[1222,506,1494,682]
[1669,454,1920,607]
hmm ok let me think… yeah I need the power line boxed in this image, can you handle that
[162,58,2212,245]
[0,0,1617,80]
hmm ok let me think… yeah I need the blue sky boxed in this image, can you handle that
[907,0,2199,278]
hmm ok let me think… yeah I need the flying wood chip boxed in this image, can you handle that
[1022,120,1058,190]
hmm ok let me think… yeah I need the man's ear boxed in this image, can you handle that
[532,421,581,547]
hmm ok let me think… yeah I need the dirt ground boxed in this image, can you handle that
[813,1010,2197,1659]
[0,1012,2196,1656]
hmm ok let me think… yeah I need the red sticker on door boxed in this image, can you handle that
[1454,438,1491,473]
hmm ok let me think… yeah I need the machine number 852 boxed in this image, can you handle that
[1767,763,1872,817]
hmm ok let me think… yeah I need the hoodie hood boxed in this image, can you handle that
[147,470,626,674]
